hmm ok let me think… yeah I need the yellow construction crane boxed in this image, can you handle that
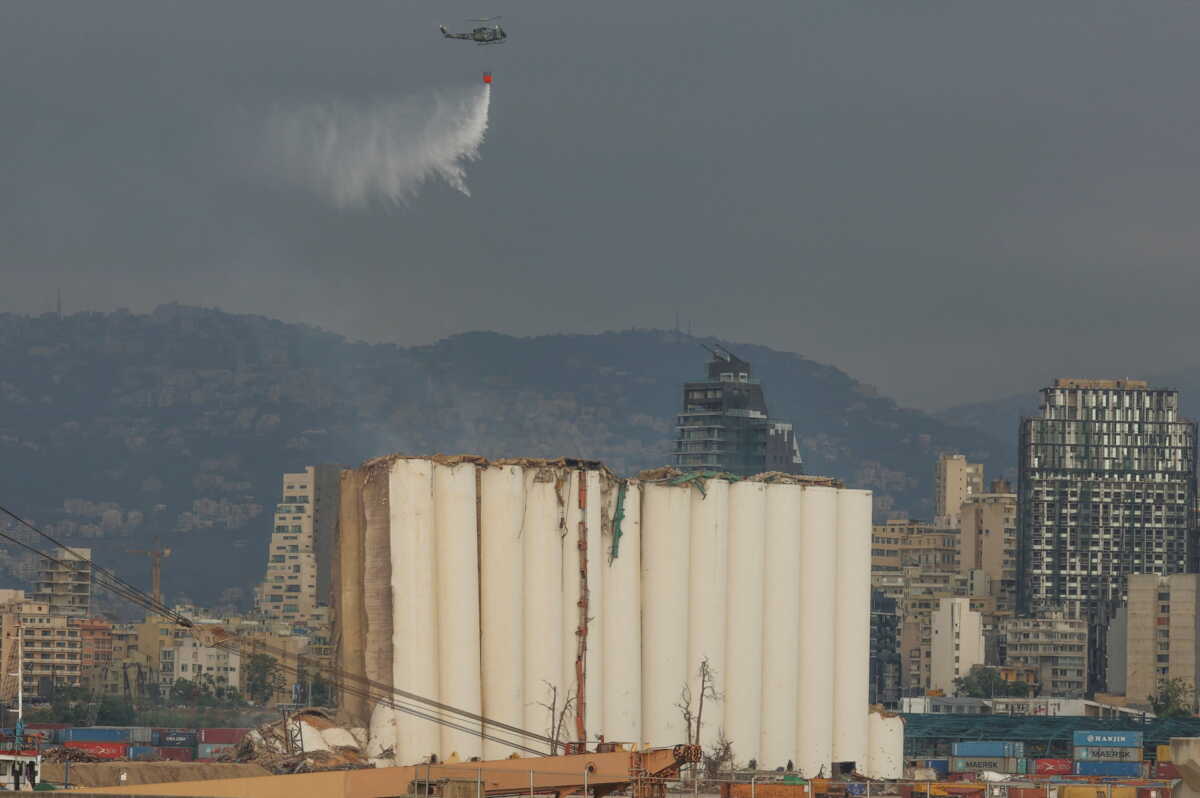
[126,538,172,607]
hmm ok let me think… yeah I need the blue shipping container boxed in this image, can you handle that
[129,745,157,760]
[925,759,949,776]
[1072,731,1143,748]
[1074,761,1143,778]
[953,742,1024,758]
[63,727,131,743]
[153,730,197,747]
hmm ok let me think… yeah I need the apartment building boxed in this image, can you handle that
[1123,573,1200,707]
[930,597,986,694]
[32,547,92,619]
[960,486,1018,614]
[0,598,82,699]
[1002,612,1088,697]
[934,454,984,528]
[259,466,340,626]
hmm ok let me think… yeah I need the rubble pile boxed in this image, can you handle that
[222,708,372,774]
[42,747,106,764]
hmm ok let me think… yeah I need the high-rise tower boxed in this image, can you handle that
[672,346,802,476]
[1018,378,1197,689]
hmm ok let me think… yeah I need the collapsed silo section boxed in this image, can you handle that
[722,481,766,766]
[832,489,872,767]
[434,462,483,760]
[687,478,729,750]
[796,485,837,776]
[479,464,526,759]
[389,457,441,764]
[602,480,641,744]
[759,482,803,768]
[335,468,368,724]
[360,458,395,758]
[865,709,904,780]
[640,480,692,747]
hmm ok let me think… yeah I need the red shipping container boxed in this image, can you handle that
[157,746,195,762]
[1154,763,1181,779]
[1036,759,1074,775]
[199,728,248,745]
[64,741,129,760]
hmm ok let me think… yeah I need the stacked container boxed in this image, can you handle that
[953,741,1026,758]
[197,743,235,761]
[198,728,248,745]
[1035,759,1074,775]
[950,741,1027,775]
[129,745,157,760]
[153,730,197,747]
[62,728,131,743]
[64,741,129,759]
[157,746,196,762]
[1072,731,1144,779]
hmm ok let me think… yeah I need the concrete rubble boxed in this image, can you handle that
[222,708,373,774]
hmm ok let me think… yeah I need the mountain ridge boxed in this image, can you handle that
[0,304,1010,607]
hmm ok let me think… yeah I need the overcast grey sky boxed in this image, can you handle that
[3,1,1200,409]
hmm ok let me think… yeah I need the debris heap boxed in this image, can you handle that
[223,708,371,774]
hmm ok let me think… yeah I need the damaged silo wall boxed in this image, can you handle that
[361,458,394,696]
[335,468,369,723]
[335,457,881,774]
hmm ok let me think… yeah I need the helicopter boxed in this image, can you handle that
[439,17,507,45]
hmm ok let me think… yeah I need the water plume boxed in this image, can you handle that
[265,85,491,208]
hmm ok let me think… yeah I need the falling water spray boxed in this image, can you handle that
[265,82,492,208]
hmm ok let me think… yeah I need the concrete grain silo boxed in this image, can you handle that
[332,455,892,775]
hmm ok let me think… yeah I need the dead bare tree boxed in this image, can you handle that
[537,681,577,755]
[677,658,722,789]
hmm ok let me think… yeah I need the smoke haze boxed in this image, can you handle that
[265,85,491,208]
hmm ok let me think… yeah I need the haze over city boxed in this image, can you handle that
[5,2,1200,407]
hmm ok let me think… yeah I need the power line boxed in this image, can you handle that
[0,501,556,752]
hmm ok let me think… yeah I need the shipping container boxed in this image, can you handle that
[952,757,1020,773]
[129,745,158,760]
[153,730,197,747]
[721,783,810,798]
[196,742,235,760]
[1137,786,1174,798]
[1153,763,1180,780]
[62,727,131,743]
[63,741,129,760]
[1073,731,1144,749]
[953,742,1025,758]
[198,728,247,745]
[1074,761,1144,778]
[156,747,195,763]
[1033,759,1072,775]
[128,727,153,744]
[926,759,950,776]
[1157,745,1173,763]
[1075,746,1143,762]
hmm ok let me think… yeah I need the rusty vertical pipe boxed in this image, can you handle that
[575,471,589,743]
